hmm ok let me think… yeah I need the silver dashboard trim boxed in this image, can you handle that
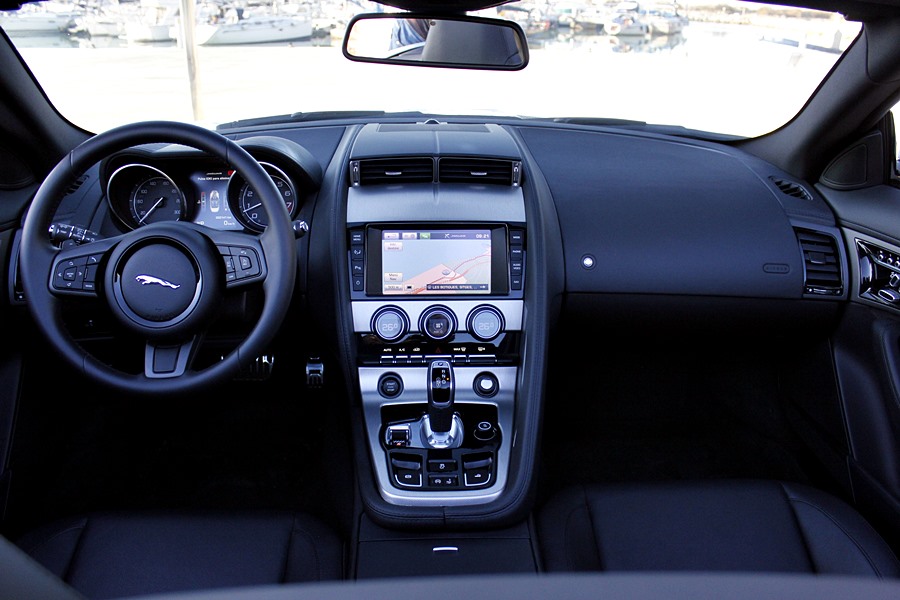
[359,366,517,507]
[352,299,523,334]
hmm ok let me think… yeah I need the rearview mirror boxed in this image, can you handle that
[342,13,529,71]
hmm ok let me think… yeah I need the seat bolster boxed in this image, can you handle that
[536,486,603,572]
[15,516,89,582]
[285,513,345,582]
[782,482,900,578]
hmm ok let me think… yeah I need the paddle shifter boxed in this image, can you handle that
[424,360,463,448]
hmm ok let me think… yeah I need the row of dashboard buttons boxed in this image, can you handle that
[391,452,494,489]
[379,354,498,366]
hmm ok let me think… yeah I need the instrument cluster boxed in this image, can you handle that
[101,136,321,233]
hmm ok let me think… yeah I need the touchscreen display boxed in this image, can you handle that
[381,229,492,295]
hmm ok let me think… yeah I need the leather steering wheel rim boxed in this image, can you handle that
[19,121,297,395]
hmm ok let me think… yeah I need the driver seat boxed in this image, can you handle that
[13,510,344,599]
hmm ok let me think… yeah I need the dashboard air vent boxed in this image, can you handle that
[438,158,522,186]
[350,158,434,186]
[795,228,842,295]
[771,177,812,201]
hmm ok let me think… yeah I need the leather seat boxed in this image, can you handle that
[536,480,900,577]
[15,511,344,599]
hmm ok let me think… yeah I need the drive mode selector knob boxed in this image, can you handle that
[371,306,409,342]
[467,305,505,341]
[419,305,457,341]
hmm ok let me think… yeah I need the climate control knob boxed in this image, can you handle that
[419,305,457,341]
[371,306,409,342]
[467,305,504,341]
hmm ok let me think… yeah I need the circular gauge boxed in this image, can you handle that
[234,164,296,232]
[129,175,186,226]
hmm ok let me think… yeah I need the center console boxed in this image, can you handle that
[348,221,525,506]
[344,124,527,507]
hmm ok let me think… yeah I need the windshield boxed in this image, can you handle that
[2,0,861,137]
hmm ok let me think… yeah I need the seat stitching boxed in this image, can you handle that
[289,516,325,581]
[20,518,89,584]
[776,483,818,574]
[580,485,604,571]
[784,488,885,578]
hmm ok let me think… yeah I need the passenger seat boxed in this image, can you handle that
[535,480,900,577]
[15,510,344,598]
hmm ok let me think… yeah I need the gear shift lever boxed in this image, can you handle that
[428,359,455,433]
[423,359,462,448]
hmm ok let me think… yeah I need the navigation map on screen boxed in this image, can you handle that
[381,229,492,295]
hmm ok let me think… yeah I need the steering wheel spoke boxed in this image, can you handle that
[144,337,199,379]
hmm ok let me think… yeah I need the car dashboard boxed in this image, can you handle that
[11,112,862,529]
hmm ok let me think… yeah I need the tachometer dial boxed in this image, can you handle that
[130,176,186,225]
[233,164,296,232]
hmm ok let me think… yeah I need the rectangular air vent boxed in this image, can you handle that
[795,228,842,295]
[350,157,434,186]
[438,158,522,186]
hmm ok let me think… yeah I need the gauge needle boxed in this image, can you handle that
[242,202,262,214]
[139,197,165,224]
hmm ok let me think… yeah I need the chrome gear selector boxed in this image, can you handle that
[424,360,463,448]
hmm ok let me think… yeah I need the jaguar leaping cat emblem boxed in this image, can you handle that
[135,275,181,289]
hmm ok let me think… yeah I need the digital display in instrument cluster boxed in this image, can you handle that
[190,171,241,230]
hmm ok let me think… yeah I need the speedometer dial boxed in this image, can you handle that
[232,163,296,232]
[130,176,186,225]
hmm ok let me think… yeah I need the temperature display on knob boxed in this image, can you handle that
[371,306,409,342]
[467,305,504,341]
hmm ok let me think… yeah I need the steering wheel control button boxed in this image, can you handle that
[53,256,88,291]
[378,373,403,399]
[467,305,504,341]
[120,245,197,322]
[371,306,409,342]
[419,305,456,341]
[218,245,261,282]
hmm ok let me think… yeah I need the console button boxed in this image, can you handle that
[428,459,458,472]
[391,454,423,487]
[473,373,499,398]
[378,373,403,398]
[429,475,458,487]
[395,469,422,487]
[464,468,491,487]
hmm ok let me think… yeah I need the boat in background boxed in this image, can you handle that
[197,14,313,45]
[0,1,80,34]
[645,2,688,35]
[604,2,651,36]
[195,2,314,46]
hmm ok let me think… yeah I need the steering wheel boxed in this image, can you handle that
[19,121,297,395]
